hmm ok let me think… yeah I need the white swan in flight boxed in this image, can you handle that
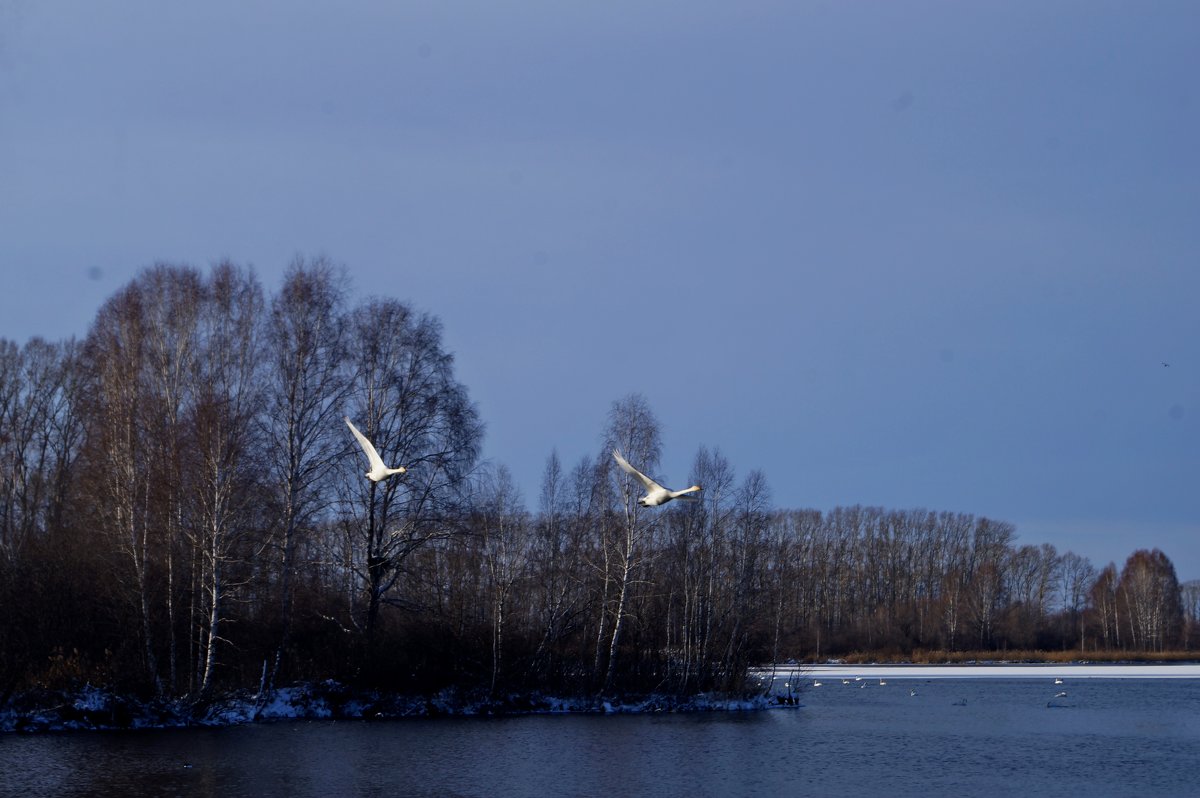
[345,416,407,482]
[612,450,702,507]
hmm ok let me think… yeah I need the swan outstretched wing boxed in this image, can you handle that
[345,416,386,472]
[612,449,664,492]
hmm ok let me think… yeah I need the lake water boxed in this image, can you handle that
[4,667,1200,797]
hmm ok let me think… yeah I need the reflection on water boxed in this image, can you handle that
[3,679,1200,797]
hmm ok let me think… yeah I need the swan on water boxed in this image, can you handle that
[345,416,408,482]
[612,450,702,507]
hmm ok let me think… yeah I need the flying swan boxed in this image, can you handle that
[612,450,702,507]
[345,416,408,482]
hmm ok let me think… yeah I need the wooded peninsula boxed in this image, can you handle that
[2,261,1196,711]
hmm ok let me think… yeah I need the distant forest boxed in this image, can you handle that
[2,260,1197,705]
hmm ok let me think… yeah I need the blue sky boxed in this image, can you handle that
[2,1,1198,578]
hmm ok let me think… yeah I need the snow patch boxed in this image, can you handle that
[2,682,770,733]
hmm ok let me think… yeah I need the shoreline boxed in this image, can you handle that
[0,682,769,735]
[9,659,1200,733]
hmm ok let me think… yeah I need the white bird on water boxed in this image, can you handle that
[612,450,702,507]
[1054,677,1064,685]
[345,416,407,482]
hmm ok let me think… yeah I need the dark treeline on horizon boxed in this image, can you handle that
[2,260,1198,706]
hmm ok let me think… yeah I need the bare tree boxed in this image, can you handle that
[598,393,661,694]
[477,464,529,695]
[965,518,1014,648]
[342,298,482,668]
[1059,551,1095,650]
[262,258,350,693]
[137,265,204,692]
[81,282,165,694]
[685,447,735,688]
[936,512,975,650]
[1118,549,1183,652]
[188,263,266,698]
[719,469,770,683]
[1089,563,1120,649]
[1181,580,1200,649]
[529,450,590,682]
[1003,543,1059,647]
[0,338,82,562]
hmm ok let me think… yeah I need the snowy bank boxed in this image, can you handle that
[0,682,770,734]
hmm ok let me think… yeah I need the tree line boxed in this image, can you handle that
[1,260,1196,706]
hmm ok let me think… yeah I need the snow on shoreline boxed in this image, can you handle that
[756,663,1200,680]
[0,682,768,734]
[7,664,1200,733]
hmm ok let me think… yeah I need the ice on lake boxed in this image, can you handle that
[759,662,1200,681]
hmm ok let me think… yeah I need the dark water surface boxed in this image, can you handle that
[3,678,1200,797]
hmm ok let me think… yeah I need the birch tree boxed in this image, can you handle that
[342,298,482,668]
[137,265,204,692]
[82,283,164,694]
[1118,549,1182,651]
[477,464,528,695]
[188,263,266,698]
[263,258,350,692]
[598,393,661,694]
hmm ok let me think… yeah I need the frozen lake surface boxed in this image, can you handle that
[4,667,1200,797]
[762,662,1200,680]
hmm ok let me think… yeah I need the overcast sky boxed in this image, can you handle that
[2,1,1197,577]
